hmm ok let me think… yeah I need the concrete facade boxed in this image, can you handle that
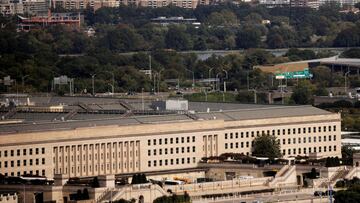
[0,106,342,179]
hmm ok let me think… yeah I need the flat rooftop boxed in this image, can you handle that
[0,100,333,134]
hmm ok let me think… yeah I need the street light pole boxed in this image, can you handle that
[104,71,115,96]
[91,74,96,96]
[209,68,214,91]
[345,70,350,94]
[185,68,195,89]
[21,75,29,92]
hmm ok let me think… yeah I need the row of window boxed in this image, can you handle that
[282,135,336,145]
[0,158,45,168]
[55,150,138,163]
[225,135,337,149]
[4,169,45,177]
[58,161,139,175]
[147,136,196,146]
[225,142,251,149]
[225,125,337,139]
[55,141,139,153]
[283,145,337,155]
[148,146,196,156]
[148,157,196,167]
[0,148,45,158]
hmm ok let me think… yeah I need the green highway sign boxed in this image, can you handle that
[275,68,313,79]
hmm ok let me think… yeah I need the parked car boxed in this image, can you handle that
[314,191,324,196]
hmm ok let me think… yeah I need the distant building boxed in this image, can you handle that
[259,0,359,9]
[0,0,23,15]
[17,11,81,31]
[151,16,201,26]
[23,0,47,15]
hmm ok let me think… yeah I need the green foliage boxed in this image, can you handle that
[290,81,315,104]
[252,134,282,159]
[334,179,360,202]
[285,48,316,61]
[325,157,341,167]
[131,173,148,184]
[153,192,190,203]
[236,29,261,49]
[341,48,360,58]
[342,145,354,165]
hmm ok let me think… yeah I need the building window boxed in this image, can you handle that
[225,143,228,149]
[17,150,20,156]
[329,135,332,141]
[148,150,151,156]
[176,138,179,144]
[334,145,337,151]
[165,138,168,144]
[334,125,337,131]
[193,146,195,152]
[192,136,195,142]
[334,135,336,141]
[153,139,156,145]
[36,148,39,155]
[159,139,162,145]
[30,149,33,155]
[23,149,26,156]
[324,136,327,141]
[148,161,151,167]
[10,150,14,157]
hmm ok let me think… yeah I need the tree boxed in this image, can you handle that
[252,134,282,159]
[341,48,360,58]
[342,145,354,165]
[236,29,261,49]
[165,26,192,51]
[290,81,315,104]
